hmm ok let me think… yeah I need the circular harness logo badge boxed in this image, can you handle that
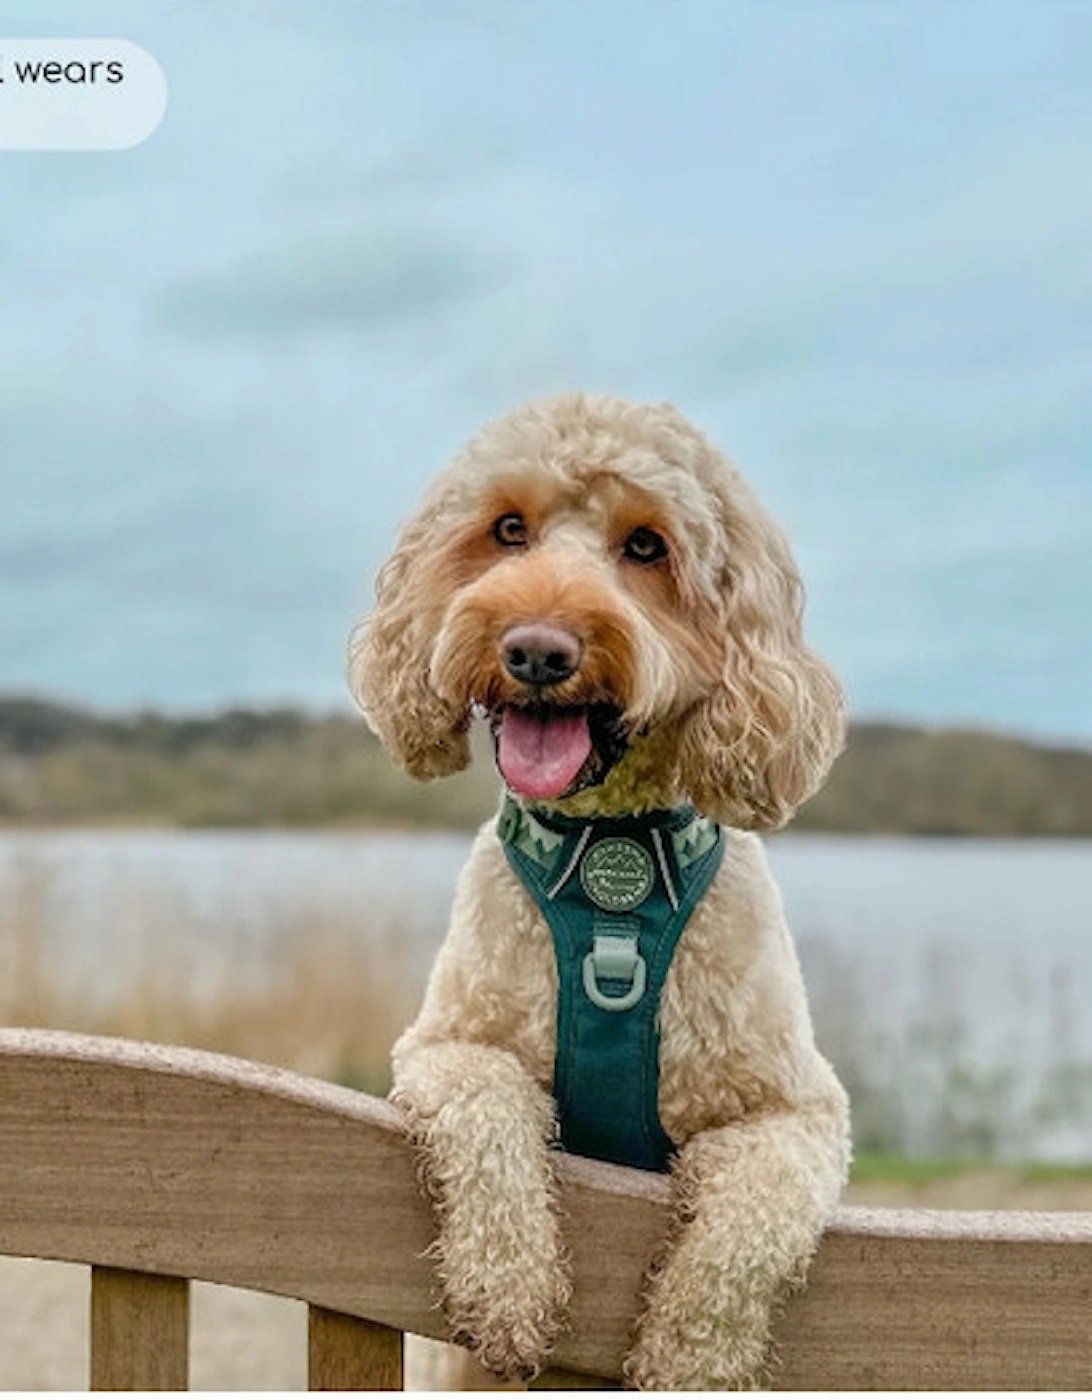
[580,838,655,912]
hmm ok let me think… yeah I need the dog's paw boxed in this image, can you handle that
[623,1250,772,1391]
[437,1198,570,1381]
[625,1319,768,1392]
[450,1316,549,1382]
[444,1248,569,1380]
[392,1043,571,1378]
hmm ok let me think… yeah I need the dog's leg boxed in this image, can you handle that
[393,1038,569,1381]
[624,1097,847,1391]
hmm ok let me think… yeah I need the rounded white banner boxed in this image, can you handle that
[0,39,166,150]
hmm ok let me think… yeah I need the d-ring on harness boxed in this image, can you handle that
[498,796,724,1172]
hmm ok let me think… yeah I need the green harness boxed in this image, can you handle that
[498,795,724,1172]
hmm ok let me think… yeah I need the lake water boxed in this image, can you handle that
[1,828,1090,1160]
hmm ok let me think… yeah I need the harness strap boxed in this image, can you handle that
[499,797,724,1172]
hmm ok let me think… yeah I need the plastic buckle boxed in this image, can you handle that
[582,933,647,1012]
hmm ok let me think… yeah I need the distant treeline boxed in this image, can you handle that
[0,695,1090,836]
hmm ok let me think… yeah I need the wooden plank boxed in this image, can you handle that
[308,1306,402,1390]
[0,1031,1090,1388]
[404,1339,529,1390]
[533,1365,620,1389]
[770,1206,1092,1390]
[89,1266,189,1390]
[0,1030,447,1340]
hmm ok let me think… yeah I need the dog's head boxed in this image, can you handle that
[348,393,844,830]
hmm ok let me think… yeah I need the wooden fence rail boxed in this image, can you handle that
[0,1028,1089,1390]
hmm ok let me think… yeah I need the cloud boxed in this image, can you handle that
[156,226,499,342]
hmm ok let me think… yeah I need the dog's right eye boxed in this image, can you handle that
[492,513,528,547]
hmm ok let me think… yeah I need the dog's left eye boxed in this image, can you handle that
[623,527,668,564]
[493,513,528,547]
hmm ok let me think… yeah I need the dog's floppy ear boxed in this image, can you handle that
[675,483,845,830]
[347,499,471,781]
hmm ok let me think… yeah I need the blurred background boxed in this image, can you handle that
[2,0,1091,1205]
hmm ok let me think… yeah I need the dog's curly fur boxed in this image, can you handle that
[349,393,851,1390]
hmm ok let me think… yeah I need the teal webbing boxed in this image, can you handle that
[499,797,724,1172]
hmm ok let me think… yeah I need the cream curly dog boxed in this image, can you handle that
[349,393,850,1390]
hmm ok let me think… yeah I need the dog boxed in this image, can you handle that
[348,393,850,1390]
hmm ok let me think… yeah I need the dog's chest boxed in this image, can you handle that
[494,800,726,1169]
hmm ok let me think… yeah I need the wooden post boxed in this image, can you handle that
[308,1305,403,1390]
[90,1267,189,1390]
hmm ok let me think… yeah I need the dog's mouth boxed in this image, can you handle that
[490,703,628,802]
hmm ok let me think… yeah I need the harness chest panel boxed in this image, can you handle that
[498,797,724,1172]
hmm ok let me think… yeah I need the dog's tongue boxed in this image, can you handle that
[497,709,592,800]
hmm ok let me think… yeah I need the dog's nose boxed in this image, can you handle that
[500,623,582,688]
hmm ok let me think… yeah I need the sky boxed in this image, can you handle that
[0,0,1090,743]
